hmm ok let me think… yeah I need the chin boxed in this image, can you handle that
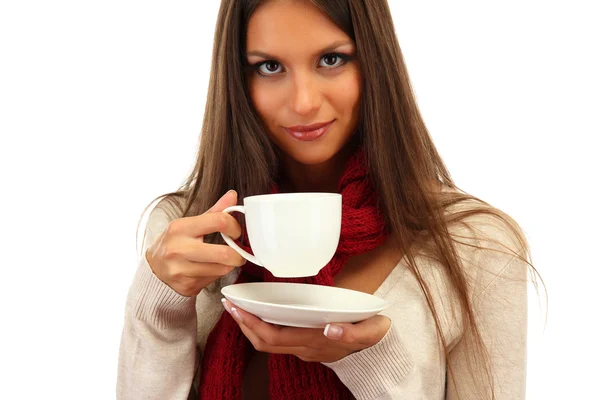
[279,141,343,166]
[290,152,337,166]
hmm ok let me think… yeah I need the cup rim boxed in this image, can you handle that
[244,192,341,202]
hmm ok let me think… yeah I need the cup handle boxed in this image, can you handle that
[220,206,263,266]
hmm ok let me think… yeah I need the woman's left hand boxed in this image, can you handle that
[222,298,391,363]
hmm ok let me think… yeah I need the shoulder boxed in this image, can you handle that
[439,186,527,254]
[449,205,525,257]
[438,187,530,299]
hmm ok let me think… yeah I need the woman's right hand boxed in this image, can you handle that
[145,190,246,297]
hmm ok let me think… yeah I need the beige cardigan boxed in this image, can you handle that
[117,199,528,399]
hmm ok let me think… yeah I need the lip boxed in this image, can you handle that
[285,120,335,132]
[283,119,335,142]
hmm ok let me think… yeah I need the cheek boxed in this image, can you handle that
[249,80,279,126]
[333,71,361,119]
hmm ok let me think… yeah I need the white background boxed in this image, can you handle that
[1,1,598,398]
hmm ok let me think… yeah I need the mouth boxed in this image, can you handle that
[283,120,335,142]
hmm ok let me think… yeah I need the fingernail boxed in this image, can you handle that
[221,298,231,313]
[226,189,237,196]
[231,307,243,323]
[324,324,343,339]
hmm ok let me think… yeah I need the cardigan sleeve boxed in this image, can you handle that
[322,321,419,399]
[116,204,199,400]
[446,215,528,399]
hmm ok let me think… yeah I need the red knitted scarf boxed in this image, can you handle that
[198,150,387,399]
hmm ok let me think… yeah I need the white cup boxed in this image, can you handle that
[220,193,342,278]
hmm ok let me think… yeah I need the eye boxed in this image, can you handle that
[318,53,347,68]
[251,52,352,78]
[256,61,283,76]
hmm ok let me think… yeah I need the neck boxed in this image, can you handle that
[279,145,356,193]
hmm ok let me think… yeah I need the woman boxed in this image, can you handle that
[117,0,543,399]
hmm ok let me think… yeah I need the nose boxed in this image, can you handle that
[289,71,322,116]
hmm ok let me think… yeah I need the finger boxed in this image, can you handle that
[176,260,236,278]
[223,302,308,355]
[238,323,307,355]
[170,238,246,266]
[167,211,243,239]
[323,315,391,345]
[226,301,326,348]
[206,190,238,213]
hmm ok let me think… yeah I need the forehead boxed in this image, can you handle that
[246,0,352,57]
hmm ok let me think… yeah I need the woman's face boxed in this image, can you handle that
[245,0,361,167]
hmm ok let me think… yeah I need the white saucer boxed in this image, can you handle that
[221,282,388,328]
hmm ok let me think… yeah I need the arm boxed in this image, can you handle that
[116,205,198,400]
[322,321,420,400]
[446,238,528,399]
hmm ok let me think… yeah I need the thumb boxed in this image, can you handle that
[323,315,391,345]
[206,190,238,214]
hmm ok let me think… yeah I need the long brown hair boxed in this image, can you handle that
[138,0,546,398]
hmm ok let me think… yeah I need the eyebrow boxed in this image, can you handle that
[245,40,355,59]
